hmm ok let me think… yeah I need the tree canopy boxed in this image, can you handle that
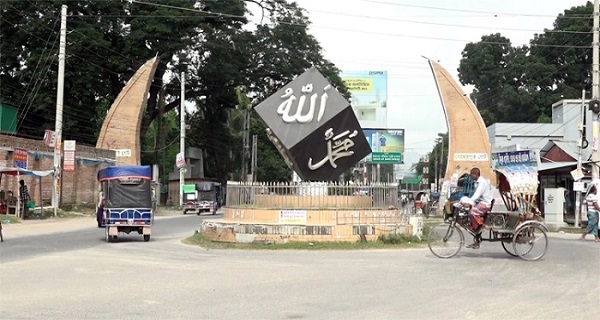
[1,0,345,182]
[458,2,593,125]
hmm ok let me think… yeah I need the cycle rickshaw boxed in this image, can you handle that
[427,169,548,261]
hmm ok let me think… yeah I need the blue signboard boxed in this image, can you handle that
[492,150,536,168]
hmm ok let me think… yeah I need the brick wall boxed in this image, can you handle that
[0,135,115,207]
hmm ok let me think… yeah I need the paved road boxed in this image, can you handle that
[0,213,212,263]
[1,216,598,320]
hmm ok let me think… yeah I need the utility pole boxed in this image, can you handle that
[434,151,438,192]
[576,90,586,228]
[439,137,444,192]
[179,71,185,209]
[52,5,67,217]
[251,134,257,182]
[242,109,250,181]
[592,0,600,180]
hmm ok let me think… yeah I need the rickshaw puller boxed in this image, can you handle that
[459,168,494,249]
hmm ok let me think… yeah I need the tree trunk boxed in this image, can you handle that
[153,87,166,165]
[140,65,165,144]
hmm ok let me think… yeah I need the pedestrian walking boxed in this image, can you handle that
[581,184,600,242]
[19,179,31,218]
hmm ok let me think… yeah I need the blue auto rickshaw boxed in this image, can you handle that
[97,165,154,242]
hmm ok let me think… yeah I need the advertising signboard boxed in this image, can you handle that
[279,210,307,224]
[63,140,76,172]
[14,148,28,169]
[363,129,404,163]
[340,71,388,129]
[43,130,56,147]
[176,152,186,168]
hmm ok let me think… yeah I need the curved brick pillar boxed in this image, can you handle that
[96,57,160,165]
[426,59,494,183]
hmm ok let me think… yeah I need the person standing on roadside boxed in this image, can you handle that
[19,179,30,218]
[581,184,600,242]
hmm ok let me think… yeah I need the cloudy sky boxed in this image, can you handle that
[252,0,588,170]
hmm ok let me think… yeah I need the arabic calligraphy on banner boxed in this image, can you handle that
[277,84,330,124]
[308,128,358,170]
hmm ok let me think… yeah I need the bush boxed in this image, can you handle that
[377,233,422,244]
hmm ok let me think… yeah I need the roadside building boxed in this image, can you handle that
[487,99,594,220]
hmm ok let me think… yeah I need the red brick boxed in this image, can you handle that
[0,134,115,207]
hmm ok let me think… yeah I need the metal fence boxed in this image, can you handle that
[226,181,399,209]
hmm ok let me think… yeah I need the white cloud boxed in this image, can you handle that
[291,0,587,166]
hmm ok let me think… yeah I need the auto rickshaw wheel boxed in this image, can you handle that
[144,235,150,242]
[105,227,110,242]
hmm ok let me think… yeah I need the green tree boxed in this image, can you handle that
[1,0,348,183]
[457,2,593,124]
[414,133,448,186]
[0,0,205,143]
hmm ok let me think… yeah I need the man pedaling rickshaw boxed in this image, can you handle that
[454,167,494,249]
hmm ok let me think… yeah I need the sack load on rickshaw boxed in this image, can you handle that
[97,165,154,242]
[428,151,548,261]
[442,173,476,221]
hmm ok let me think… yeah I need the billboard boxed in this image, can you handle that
[14,148,28,169]
[63,140,76,172]
[364,129,404,163]
[340,71,387,129]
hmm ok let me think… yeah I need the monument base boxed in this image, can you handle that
[199,219,415,244]
[215,182,410,243]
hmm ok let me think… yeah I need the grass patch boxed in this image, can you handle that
[183,232,428,250]
[0,214,21,224]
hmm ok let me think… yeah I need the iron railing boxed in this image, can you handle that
[226,181,399,209]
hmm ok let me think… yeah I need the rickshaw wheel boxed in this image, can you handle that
[512,223,548,261]
[501,240,518,257]
[427,222,464,258]
[105,227,110,243]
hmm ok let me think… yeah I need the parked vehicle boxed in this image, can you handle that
[97,165,154,242]
[183,181,222,215]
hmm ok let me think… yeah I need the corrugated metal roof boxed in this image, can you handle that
[488,123,564,137]
[538,161,578,172]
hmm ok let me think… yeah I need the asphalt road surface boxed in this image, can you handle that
[1,215,598,320]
